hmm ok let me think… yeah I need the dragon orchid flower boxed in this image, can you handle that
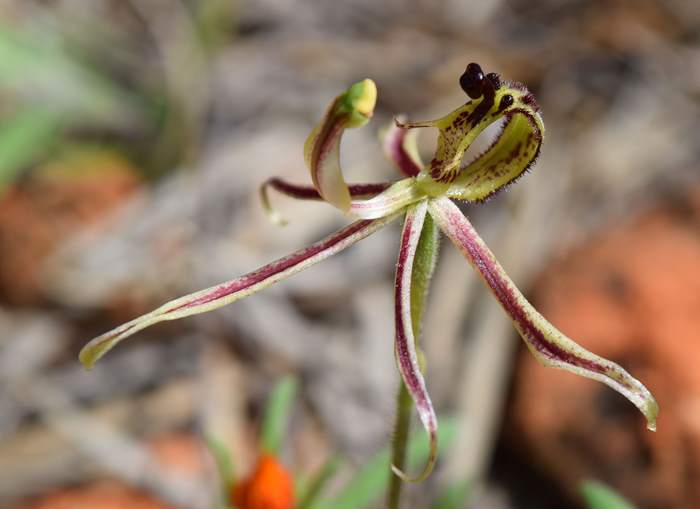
[80,63,658,483]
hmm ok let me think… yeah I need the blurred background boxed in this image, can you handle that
[0,0,699,508]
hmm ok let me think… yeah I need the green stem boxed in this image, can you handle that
[388,381,413,509]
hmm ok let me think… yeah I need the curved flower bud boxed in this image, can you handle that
[392,200,438,482]
[381,116,423,177]
[428,197,659,431]
[304,79,377,212]
[79,214,399,369]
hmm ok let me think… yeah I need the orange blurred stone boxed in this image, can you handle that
[148,432,206,476]
[231,454,295,509]
[510,187,700,509]
[0,149,140,304]
[21,482,175,509]
[14,433,205,509]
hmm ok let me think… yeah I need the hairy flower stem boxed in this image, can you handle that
[388,382,413,509]
[388,215,440,508]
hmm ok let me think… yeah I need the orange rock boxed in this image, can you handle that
[22,481,174,509]
[231,454,295,509]
[148,432,206,476]
[510,187,700,509]
[0,149,139,304]
[13,433,205,509]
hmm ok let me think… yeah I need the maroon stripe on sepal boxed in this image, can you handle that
[429,197,658,430]
[178,219,376,310]
[392,201,438,481]
[265,177,390,201]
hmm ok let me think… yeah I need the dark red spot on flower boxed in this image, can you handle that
[498,94,514,113]
[486,72,502,90]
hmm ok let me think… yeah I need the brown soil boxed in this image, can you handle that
[0,150,140,305]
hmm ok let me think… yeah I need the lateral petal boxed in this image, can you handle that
[80,214,398,369]
[260,177,390,226]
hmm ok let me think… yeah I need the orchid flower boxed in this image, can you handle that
[80,63,658,486]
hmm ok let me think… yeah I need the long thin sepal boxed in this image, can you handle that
[80,214,399,369]
[392,200,438,482]
[428,198,658,431]
[382,117,423,177]
[304,79,377,212]
[260,177,390,226]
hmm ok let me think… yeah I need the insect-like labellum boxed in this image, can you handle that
[79,63,658,487]
[398,63,544,192]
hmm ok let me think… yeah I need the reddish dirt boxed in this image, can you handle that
[15,433,205,509]
[20,482,175,509]
[509,187,700,509]
[147,432,207,476]
[0,151,140,305]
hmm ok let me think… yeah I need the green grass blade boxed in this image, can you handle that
[0,24,142,126]
[580,480,636,509]
[313,417,456,509]
[0,109,62,191]
[296,455,343,509]
[261,376,298,455]
[430,478,471,509]
[204,434,236,509]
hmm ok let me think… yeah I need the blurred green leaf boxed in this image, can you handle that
[430,478,471,509]
[580,480,635,509]
[310,417,457,509]
[194,0,238,51]
[0,23,143,127]
[205,433,236,487]
[261,376,298,455]
[296,455,343,509]
[0,108,62,191]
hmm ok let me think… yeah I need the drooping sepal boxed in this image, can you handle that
[79,214,399,369]
[429,198,658,431]
[304,79,377,212]
[392,200,439,482]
